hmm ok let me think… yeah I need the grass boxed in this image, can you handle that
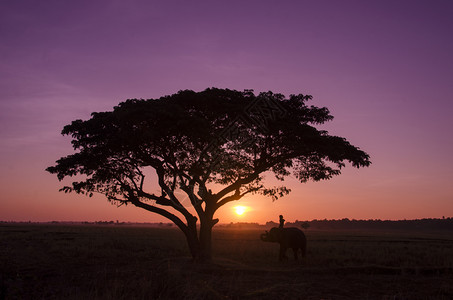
[1,224,452,299]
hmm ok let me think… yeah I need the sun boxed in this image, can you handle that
[234,205,247,216]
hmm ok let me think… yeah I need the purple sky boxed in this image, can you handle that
[1,0,453,223]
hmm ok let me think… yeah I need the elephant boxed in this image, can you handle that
[260,227,307,261]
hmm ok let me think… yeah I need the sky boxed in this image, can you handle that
[1,0,452,223]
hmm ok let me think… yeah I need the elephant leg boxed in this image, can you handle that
[279,245,288,261]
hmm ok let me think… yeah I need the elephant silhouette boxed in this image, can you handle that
[260,227,307,261]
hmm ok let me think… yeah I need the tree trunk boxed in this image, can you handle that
[184,229,201,260]
[181,219,213,262]
[179,205,216,262]
[181,217,201,261]
[198,221,213,261]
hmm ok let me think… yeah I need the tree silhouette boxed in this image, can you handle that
[46,88,370,261]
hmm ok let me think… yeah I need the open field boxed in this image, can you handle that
[1,224,452,299]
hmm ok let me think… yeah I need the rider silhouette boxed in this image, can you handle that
[279,215,285,228]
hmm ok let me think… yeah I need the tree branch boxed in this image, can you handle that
[213,171,262,203]
[128,193,189,233]
[119,175,197,233]
[178,174,204,218]
[116,170,198,226]
[155,167,199,224]
[215,186,262,210]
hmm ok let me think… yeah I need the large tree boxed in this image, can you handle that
[46,88,370,261]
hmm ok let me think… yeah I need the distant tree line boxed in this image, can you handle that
[2,218,452,231]
[266,218,453,231]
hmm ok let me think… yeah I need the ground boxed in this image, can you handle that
[1,224,452,299]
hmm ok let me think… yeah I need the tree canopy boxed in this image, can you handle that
[47,88,370,260]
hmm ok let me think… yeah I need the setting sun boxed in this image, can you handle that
[234,205,247,215]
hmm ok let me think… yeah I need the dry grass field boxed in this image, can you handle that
[1,224,452,299]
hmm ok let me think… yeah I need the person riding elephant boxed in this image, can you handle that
[260,226,307,261]
[279,215,285,228]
